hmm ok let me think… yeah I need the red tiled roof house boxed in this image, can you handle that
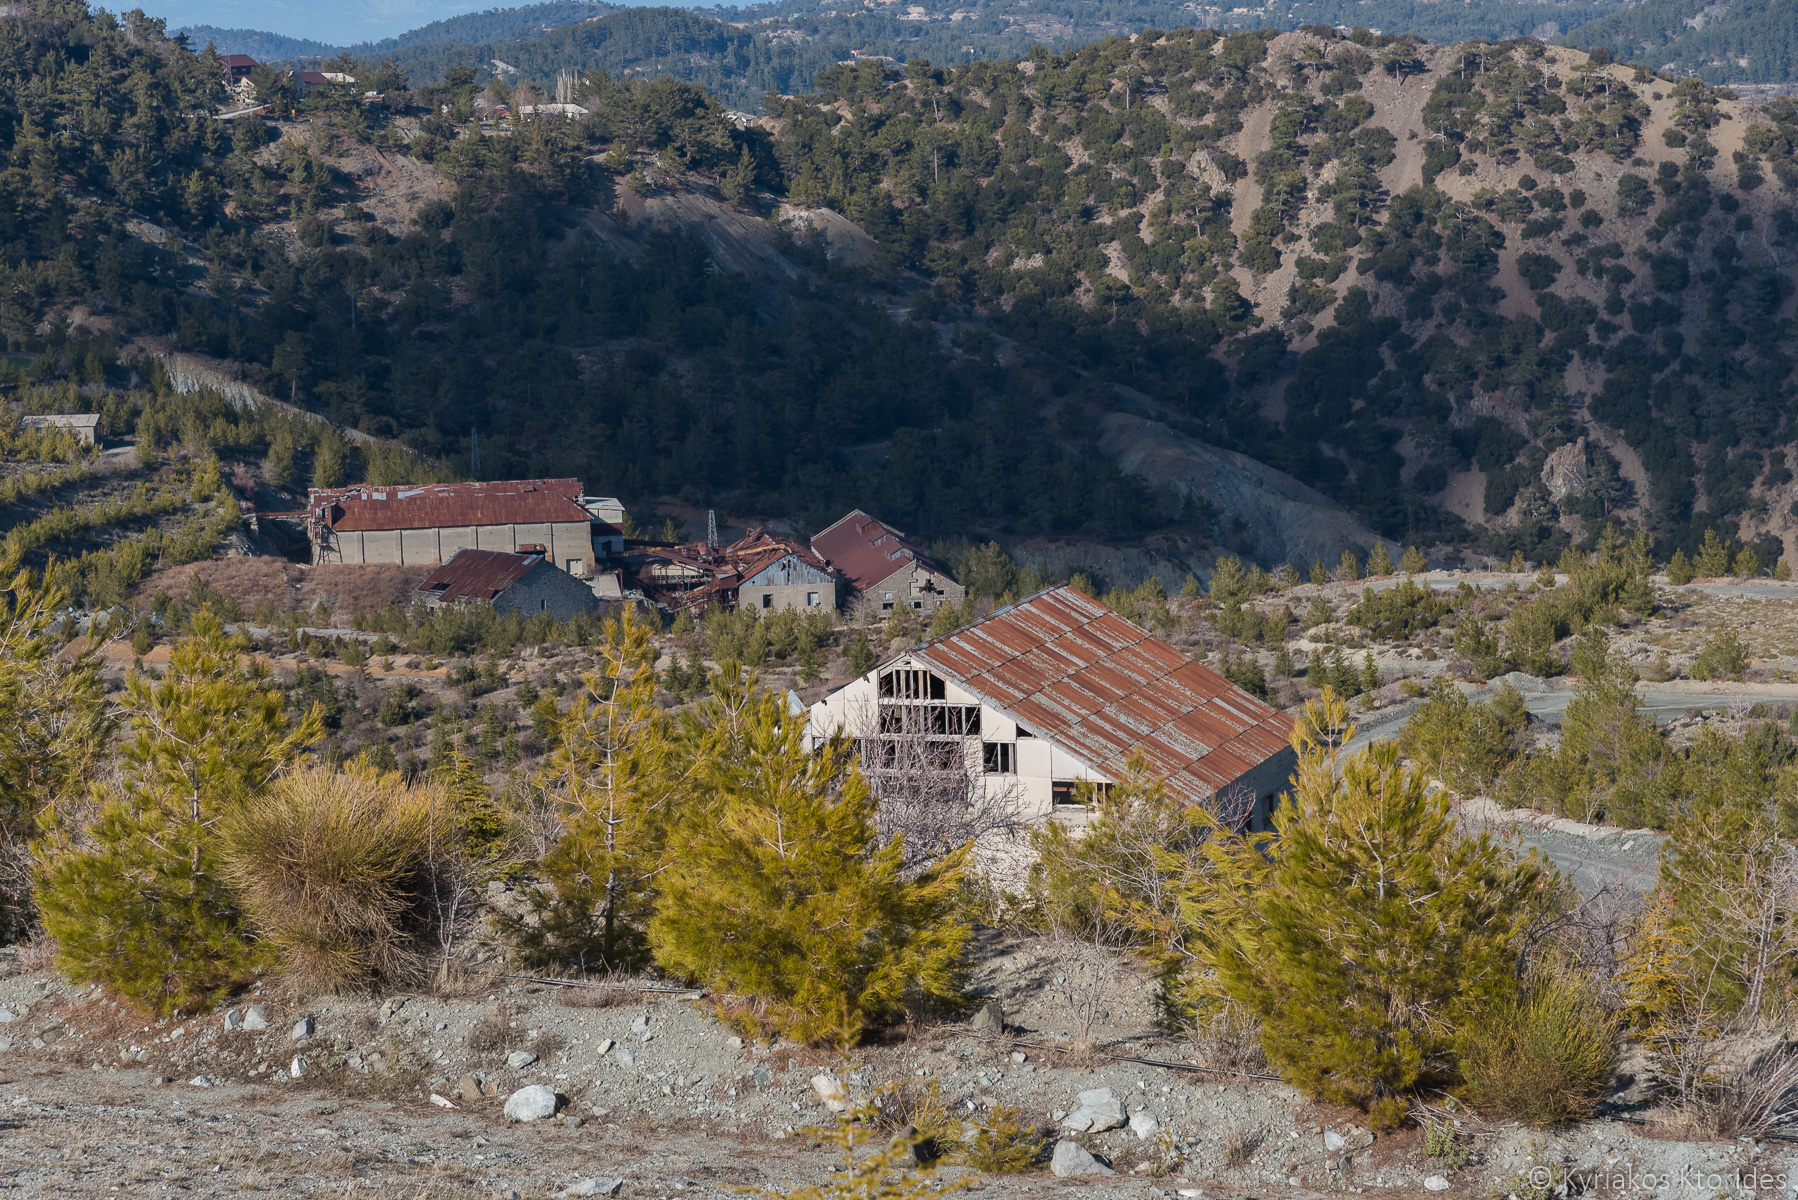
[811,509,963,620]
[307,479,599,574]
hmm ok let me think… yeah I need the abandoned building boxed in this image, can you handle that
[306,480,625,575]
[414,549,601,621]
[811,510,963,619]
[635,528,839,616]
[20,414,101,445]
[808,586,1297,832]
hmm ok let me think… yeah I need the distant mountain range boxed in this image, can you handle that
[179,0,1798,94]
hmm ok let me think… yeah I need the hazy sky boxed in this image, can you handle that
[141,0,692,46]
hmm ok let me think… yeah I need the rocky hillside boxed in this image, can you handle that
[756,30,1798,565]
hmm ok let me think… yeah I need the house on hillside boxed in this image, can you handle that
[221,54,257,104]
[812,509,963,619]
[808,586,1296,833]
[20,414,100,445]
[415,549,601,621]
[635,528,839,616]
[307,479,623,575]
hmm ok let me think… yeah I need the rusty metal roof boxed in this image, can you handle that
[911,586,1295,798]
[310,479,590,533]
[811,509,951,593]
[416,549,540,603]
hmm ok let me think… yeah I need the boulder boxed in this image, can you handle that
[1050,1139,1114,1177]
[241,1004,269,1031]
[594,1038,615,1058]
[291,1016,314,1042]
[457,1074,484,1104]
[811,1073,850,1113]
[1425,1177,1452,1191]
[507,1050,539,1071]
[1061,1087,1126,1133]
[888,1124,920,1167]
[970,999,1005,1035]
[289,1055,308,1078]
[562,1180,624,1197]
[429,1094,456,1109]
[221,1009,242,1032]
[1129,1110,1159,1139]
[504,1084,560,1122]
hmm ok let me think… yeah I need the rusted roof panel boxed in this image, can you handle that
[911,586,1295,799]
[313,479,589,533]
[811,510,954,594]
[416,549,540,603]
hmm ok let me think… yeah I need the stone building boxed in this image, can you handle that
[20,414,100,445]
[635,528,838,616]
[307,479,611,574]
[811,509,962,619]
[415,549,601,621]
[808,585,1296,833]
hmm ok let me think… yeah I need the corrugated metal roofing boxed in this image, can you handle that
[310,479,590,533]
[416,549,540,603]
[910,586,1295,799]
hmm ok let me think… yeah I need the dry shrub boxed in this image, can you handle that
[1686,1042,1798,1139]
[962,1103,1050,1173]
[1190,1001,1267,1078]
[219,765,462,994]
[466,1002,516,1060]
[555,974,640,1009]
[1459,973,1619,1127]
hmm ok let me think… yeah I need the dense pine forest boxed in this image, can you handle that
[7,0,1798,568]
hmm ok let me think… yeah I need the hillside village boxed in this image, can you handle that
[12,3,1798,1197]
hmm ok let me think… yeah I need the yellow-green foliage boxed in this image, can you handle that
[749,1117,967,1200]
[1617,894,1690,1033]
[34,610,325,1014]
[1458,971,1619,1126]
[650,674,970,1047]
[502,608,681,974]
[1399,678,1526,797]
[0,571,110,938]
[220,764,459,993]
[1689,625,1748,681]
[1188,689,1547,1115]
[962,1104,1048,1172]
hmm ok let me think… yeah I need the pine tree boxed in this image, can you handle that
[1777,558,1793,582]
[1337,550,1361,582]
[844,628,876,677]
[0,570,111,939]
[1359,651,1380,695]
[1696,528,1731,578]
[1310,559,1330,585]
[1366,542,1393,576]
[1733,547,1761,579]
[650,684,969,1047]
[1400,545,1428,575]
[501,608,685,974]
[1666,548,1694,585]
[35,609,324,1013]
[1508,550,1527,573]
[1188,689,1544,1121]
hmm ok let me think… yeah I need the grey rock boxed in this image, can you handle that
[811,1073,849,1112]
[507,1050,539,1071]
[616,1046,634,1067]
[291,1016,315,1042]
[221,1009,242,1032]
[504,1084,560,1122]
[1051,1139,1114,1177]
[630,1014,650,1035]
[889,1124,920,1167]
[1425,1177,1452,1192]
[970,999,1005,1035]
[1129,1109,1160,1139]
[1324,1129,1346,1152]
[241,1004,269,1031]
[380,997,408,1022]
[0,1010,13,1023]
[189,1076,213,1087]
[593,1038,615,1057]
[562,1114,585,1127]
[1061,1087,1127,1133]
[289,1055,308,1078]
[562,1181,624,1198]
[457,1074,484,1104]
[1010,1050,1027,1064]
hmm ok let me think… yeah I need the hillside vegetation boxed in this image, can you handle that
[8,0,1798,572]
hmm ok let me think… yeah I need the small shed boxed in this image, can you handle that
[20,414,100,445]
[415,549,600,621]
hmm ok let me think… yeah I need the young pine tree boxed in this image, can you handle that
[35,610,325,1013]
[1366,542,1394,576]
[1666,548,1695,585]
[1190,689,1545,1124]
[650,683,969,1047]
[0,571,111,939]
[501,607,686,974]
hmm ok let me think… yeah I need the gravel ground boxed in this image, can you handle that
[0,930,1784,1199]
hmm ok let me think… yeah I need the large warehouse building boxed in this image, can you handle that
[808,586,1297,831]
[307,479,623,575]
